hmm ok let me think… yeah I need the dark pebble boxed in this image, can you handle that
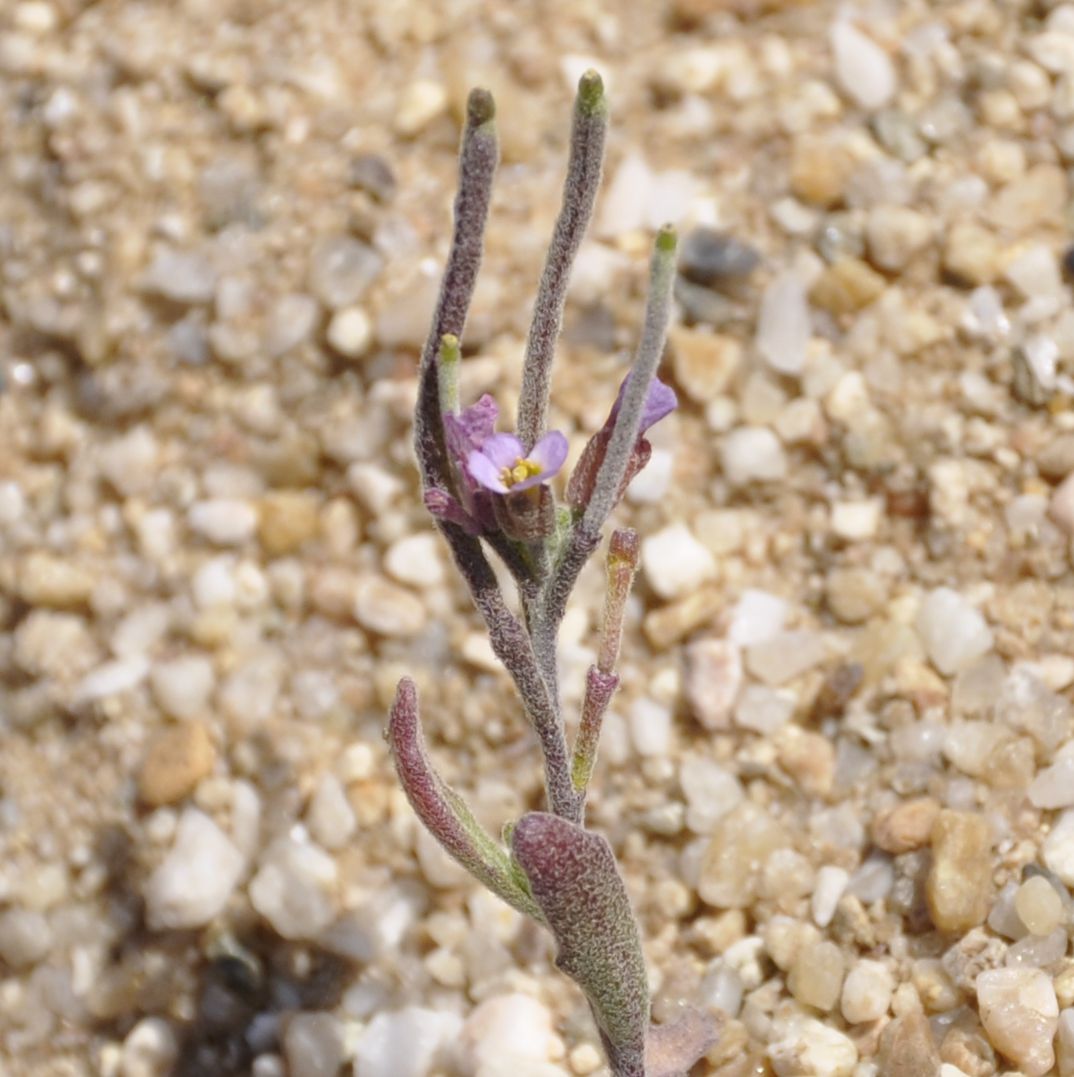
[347,154,396,203]
[678,227,760,289]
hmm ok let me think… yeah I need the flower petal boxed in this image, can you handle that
[478,433,526,470]
[639,378,677,433]
[466,450,510,493]
[611,373,678,434]
[527,431,569,478]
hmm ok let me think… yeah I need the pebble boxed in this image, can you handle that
[1045,812,1074,887]
[385,533,445,588]
[755,271,811,377]
[669,327,742,403]
[926,810,992,932]
[721,426,787,486]
[1050,472,1074,534]
[830,20,897,110]
[943,221,1003,285]
[458,993,560,1070]
[74,656,150,704]
[831,499,882,541]
[790,137,854,208]
[0,907,53,968]
[144,807,244,929]
[745,630,825,685]
[1059,1009,1074,1076]
[811,865,849,927]
[18,552,95,609]
[308,235,381,309]
[394,80,448,137]
[865,205,934,272]
[679,227,760,289]
[257,491,320,556]
[326,305,372,358]
[188,499,258,546]
[641,522,717,600]
[809,257,886,315]
[915,587,994,676]
[264,293,319,358]
[138,722,215,806]
[769,1014,857,1077]
[698,802,788,908]
[1015,875,1066,936]
[1029,754,1074,809]
[120,1017,179,1077]
[825,567,885,623]
[150,655,215,721]
[841,959,894,1024]
[306,774,357,851]
[734,684,795,734]
[347,153,396,203]
[629,697,673,758]
[142,248,216,305]
[685,637,742,730]
[283,1012,346,1077]
[353,1007,463,1077]
[877,1011,941,1076]
[249,837,338,940]
[871,797,939,854]
[788,938,844,1011]
[352,576,427,636]
[728,589,788,647]
[679,756,744,834]
[976,967,1059,1076]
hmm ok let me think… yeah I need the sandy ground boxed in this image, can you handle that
[5,0,1074,1074]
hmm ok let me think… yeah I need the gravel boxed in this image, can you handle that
[6,1,1074,1072]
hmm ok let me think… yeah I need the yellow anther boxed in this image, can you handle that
[499,458,542,488]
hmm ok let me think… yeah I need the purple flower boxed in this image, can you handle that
[467,432,569,494]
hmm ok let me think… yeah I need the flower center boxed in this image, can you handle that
[499,457,542,488]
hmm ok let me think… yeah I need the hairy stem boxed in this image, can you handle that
[583,227,677,533]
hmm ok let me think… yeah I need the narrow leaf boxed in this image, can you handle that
[388,678,542,920]
[511,812,649,1076]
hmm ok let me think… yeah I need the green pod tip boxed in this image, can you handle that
[467,87,496,127]
[576,69,606,116]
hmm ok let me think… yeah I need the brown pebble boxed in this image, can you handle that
[258,490,321,556]
[872,797,940,854]
[809,257,886,315]
[878,1011,940,1077]
[810,662,863,722]
[138,722,215,806]
[926,809,993,932]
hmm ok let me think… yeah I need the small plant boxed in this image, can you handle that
[388,74,718,1077]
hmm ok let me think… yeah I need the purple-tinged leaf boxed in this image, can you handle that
[646,1007,722,1077]
[388,678,542,920]
[511,812,649,1076]
[424,488,481,534]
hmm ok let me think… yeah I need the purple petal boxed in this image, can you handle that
[528,431,569,476]
[466,450,510,493]
[478,433,526,469]
[639,378,678,432]
[610,373,678,434]
[444,393,499,465]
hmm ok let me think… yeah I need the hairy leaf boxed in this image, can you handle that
[388,678,542,920]
[511,812,649,1076]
